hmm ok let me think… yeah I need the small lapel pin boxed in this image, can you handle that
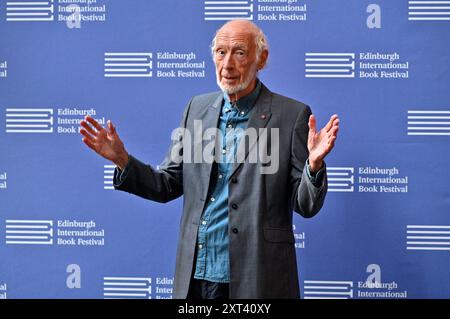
[261,114,266,120]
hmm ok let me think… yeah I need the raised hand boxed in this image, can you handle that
[307,114,340,172]
[80,116,129,169]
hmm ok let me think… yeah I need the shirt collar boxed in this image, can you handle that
[222,79,262,115]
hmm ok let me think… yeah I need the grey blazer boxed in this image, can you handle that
[114,83,327,299]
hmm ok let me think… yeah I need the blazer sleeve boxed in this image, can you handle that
[290,104,328,218]
[112,98,193,203]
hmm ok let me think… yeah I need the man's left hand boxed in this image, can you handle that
[307,114,340,173]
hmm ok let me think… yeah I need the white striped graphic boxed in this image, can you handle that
[305,53,355,78]
[204,0,253,21]
[104,53,153,77]
[5,108,53,133]
[104,164,115,190]
[407,225,450,250]
[327,167,354,192]
[407,110,450,135]
[6,0,54,21]
[303,280,353,299]
[5,219,53,245]
[409,1,450,20]
[103,277,152,299]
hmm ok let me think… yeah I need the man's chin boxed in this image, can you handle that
[218,82,244,95]
[222,87,240,95]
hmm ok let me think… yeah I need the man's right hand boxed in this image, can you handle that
[80,116,129,170]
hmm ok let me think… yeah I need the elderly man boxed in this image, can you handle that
[80,20,339,299]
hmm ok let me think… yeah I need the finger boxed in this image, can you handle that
[85,115,104,132]
[82,137,97,152]
[331,120,339,132]
[80,128,96,143]
[326,132,338,145]
[325,114,339,133]
[328,136,337,147]
[308,114,317,134]
[332,118,340,127]
[107,120,117,136]
[80,120,98,136]
[329,125,339,137]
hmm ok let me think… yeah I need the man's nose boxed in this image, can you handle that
[223,52,235,69]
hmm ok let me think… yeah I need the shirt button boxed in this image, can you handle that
[210,197,215,202]
[202,220,207,225]
[227,124,233,128]
[222,149,226,154]
[198,244,203,249]
[218,174,223,179]
[232,228,238,234]
[240,111,245,115]
[231,203,238,210]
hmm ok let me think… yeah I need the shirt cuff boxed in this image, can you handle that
[306,159,326,188]
[113,155,132,186]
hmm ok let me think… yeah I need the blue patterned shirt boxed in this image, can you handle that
[193,81,262,283]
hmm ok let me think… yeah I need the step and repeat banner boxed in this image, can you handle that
[0,0,449,299]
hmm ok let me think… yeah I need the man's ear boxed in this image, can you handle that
[258,50,269,70]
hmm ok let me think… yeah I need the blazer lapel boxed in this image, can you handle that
[228,83,273,180]
[197,93,223,202]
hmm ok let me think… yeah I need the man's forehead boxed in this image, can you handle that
[215,31,254,47]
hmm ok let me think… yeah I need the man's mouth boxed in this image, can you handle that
[222,76,238,80]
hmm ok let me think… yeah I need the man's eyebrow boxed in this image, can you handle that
[214,44,248,51]
[232,44,248,50]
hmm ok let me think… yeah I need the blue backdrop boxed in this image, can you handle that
[1,0,449,299]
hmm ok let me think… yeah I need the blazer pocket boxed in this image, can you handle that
[263,228,295,244]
